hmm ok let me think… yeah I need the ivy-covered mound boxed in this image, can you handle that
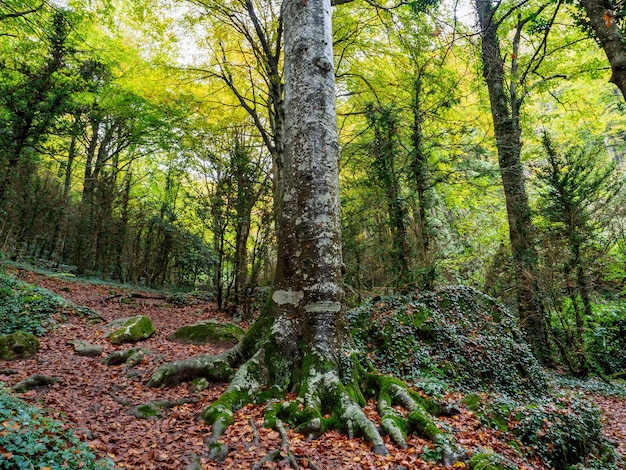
[0,271,101,336]
[348,285,549,397]
[0,390,116,469]
[349,286,619,469]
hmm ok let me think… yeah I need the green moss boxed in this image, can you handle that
[0,331,40,360]
[167,320,246,345]
[407,409,442,441]
[107,315,155,344]
[132,403,163,419]
[201,396,237,427]
[462,394,482,412]
[256,385,284,403]
[470,452,512,470]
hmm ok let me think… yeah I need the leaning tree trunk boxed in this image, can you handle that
[146,0,465,463]
[476,0,549,362]
[579,0,626,101]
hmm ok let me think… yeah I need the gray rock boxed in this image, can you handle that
[67,339,103,357]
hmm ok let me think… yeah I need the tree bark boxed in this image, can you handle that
[476,0,549,362]
[410,73,435,290]
[579,0,626,101]
[147,0,465,462]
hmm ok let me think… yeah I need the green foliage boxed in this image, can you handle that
[510,396,618,469]
[0,390,116,469]
[0,271,101,336]
[583,301,626,375]
[0,272,68,335]
[348,285,549,397]
[478,393,620,469]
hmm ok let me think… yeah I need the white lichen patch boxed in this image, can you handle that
[272,289,304,306]
[304,301,341,313]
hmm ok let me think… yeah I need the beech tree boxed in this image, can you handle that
[146,0,463,462]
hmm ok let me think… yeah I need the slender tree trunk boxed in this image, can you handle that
[410,73,435,289]
[579,0,626,100]
[476,0,549,362]
[368,106,411,286]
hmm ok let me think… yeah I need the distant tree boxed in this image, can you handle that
[475,0,562,362]
[537,131,622,375]
[366,104,411,287]
[0,7,78,206]
[578,0,626,100]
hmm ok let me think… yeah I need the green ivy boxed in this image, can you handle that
[0,390,117,469]
[0,272,99,336]
[348,285,549,397]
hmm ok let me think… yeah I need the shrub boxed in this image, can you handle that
[482,394,619,469]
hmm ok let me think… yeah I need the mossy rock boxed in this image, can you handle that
[470,452,515,469]
[104,316,155,344]
[128,403,164,419]
[0,331,40,360]
[167,320,246,345]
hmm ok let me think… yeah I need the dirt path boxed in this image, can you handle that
[1,268,623,469]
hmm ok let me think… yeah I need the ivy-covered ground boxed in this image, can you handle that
[0,266,624,469]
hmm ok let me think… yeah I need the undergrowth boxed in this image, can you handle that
[348,286,621,469]
[479,393,620,469]
[0,272,100,336]
[0,389,117,469]
[348,285,549,398]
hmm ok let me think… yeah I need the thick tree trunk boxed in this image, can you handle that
[147,0,465,463]
[579,0,626,101]
[275,0,345,353]
[476,0,549,362]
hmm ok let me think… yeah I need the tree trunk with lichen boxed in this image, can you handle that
[579,0,626,101]
[147,0,463,462]
[476,0,549,363]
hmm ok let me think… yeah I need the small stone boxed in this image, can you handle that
[67,340,103,357]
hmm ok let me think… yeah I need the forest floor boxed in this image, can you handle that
[1,266,625,469]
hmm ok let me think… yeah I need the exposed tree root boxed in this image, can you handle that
[12,373,60,392]
[252,418,300,470]
[147,329,467,465]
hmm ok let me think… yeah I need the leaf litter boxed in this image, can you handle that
[1,267,624,469]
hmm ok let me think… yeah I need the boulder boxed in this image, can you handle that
[167,320,246,345]
[67,339,103,357]
[103,315,155,344]
[0,331,40,360]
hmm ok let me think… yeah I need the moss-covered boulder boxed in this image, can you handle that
[348,285,549,397]
[167,320,246,345]
[103,316,155,344]
[0,331,40,360]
